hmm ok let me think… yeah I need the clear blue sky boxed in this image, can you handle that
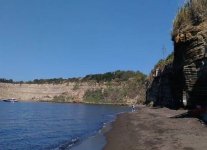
[0,0,184,81]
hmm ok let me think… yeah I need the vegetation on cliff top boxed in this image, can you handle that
[173,0,207,36]
[0,70,146,84]
[82,70,146,83]
[153,52,174,70]
[0,78,15,83]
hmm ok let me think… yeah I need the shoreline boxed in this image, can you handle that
[0,99,131,106]
[71,111,128,150]
[71,121,112,150]
[104,105,207,150]
[38,100,130,106]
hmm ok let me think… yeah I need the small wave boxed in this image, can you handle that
[52,137,79,150]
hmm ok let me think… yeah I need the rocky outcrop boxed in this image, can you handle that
[146,24,207,108]
[146,0,207,108]
[146,62,180,108]
[173,22,207,107]
[172,0,207,107]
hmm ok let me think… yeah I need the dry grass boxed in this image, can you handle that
[173,0,207,36]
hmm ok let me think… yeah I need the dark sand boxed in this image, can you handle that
[71,122,112,150]
[104,105,207,150]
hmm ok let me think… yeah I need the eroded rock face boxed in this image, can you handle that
[146,63,179,108]
[146,22,207,108]
[173,22,207,107]
[0,82,95,102]
[0,81,145,105]
[146,0,207,108]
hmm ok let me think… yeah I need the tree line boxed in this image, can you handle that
[0,70,146,84]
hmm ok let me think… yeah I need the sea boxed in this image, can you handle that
[0,101,130,150]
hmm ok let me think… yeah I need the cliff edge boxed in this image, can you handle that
[146,0,207,108]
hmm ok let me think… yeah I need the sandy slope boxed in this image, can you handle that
[104,106,207,150]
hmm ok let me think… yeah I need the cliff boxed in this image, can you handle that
[172,0,207,107]
[173,22,207,107]
[145,54,179,108]
[0,71,146,105]
[146,0,207,108]
[0,82,95,102]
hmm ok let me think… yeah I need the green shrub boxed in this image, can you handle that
[82,70,146,83]
[154,52,174,69]
[83,89,104,103]
[52,94,74,102]
[103,87,126,103]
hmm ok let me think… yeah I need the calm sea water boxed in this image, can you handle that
[0,101,129,150]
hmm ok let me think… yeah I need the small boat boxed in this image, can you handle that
[3,98,18,103]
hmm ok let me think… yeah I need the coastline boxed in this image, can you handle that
[70,111,127,150]
[0,99,130,106]
[104,105,207,150]
[71,121,111,150]
[38,100,130,106]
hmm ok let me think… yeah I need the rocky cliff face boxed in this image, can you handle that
[0,82,96,102]
[146,0,207,108]
[172,0,207,107]
[0,81,145,105]
[146,59,180,108]
[173,22,207,107]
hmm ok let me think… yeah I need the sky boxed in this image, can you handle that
[0,0,185,81]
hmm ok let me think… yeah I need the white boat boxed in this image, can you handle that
[3,98,18,103]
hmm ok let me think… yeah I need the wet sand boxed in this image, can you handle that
[71,120,112,150]
[104,105,207,150]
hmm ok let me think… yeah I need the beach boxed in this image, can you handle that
[104,106,207,150]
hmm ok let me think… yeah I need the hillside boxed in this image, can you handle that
[0,70,146,105]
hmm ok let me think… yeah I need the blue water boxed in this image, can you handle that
[0,101,129,150]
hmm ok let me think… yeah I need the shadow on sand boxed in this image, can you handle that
[170,110,207,125]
